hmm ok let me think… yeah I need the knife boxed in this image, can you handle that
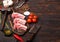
[26,24,41,42]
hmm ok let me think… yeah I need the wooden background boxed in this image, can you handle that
[28,0,60,42]
[0,0,60,42]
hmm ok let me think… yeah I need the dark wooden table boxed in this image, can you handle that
[0,0,60,42]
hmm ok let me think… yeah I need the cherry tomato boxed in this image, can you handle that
[28,16,33,19]
[32,19,37,23]
[29,12,35,16]
[27,19,32,23]
[33,15,38,19]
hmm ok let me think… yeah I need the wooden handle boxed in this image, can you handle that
[2,11,7,31]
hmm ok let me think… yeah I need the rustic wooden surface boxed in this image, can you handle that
[28,0,60,42]
[29,0,60,42]
[0,0,60,42]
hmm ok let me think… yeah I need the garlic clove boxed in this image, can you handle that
[3,0,13,7]
[3,1,7,4]
[8,1,13,6]
[3,0,9,7]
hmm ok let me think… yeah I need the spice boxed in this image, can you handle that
[13,34,24,42]
[24,11,30,16]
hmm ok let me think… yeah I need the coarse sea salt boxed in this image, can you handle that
[24,11,30,16]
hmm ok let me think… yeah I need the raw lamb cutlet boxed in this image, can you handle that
[13,23,27,31]
[12,12,25,19]
[11,12,27,32]
[13,18,26,25]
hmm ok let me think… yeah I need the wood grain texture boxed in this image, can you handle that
[0,0,60,42]
[28,0,60,42]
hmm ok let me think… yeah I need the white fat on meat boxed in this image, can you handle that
[12,12,25,19]
[13,18,26,25]
[14,23,27,31]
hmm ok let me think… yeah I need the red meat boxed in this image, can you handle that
[13,18,26,25]
[13,23,27,31]
[12,12,25,19]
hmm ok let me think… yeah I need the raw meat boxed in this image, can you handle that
[13,23,27,31]
[11,12,27,31]
[12,12,25,19]
[13,18,26,25]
